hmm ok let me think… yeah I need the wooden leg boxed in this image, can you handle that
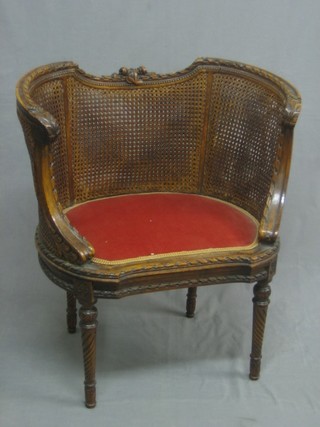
[250,280,271,380]
[79,304,98,408]
[66,291,77,333]
[186,286,197,318]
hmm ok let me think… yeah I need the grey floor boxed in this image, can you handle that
[1,1,320,426]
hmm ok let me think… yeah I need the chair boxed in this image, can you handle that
[16,58,301,408]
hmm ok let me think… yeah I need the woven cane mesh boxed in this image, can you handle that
[67,73,207,203]
[203,73,284,220]
[32,80,70,207]
[24,68,285,222]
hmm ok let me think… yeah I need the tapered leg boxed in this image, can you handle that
[186,287,197,318]
[66,291,77,333]
[79,304,98,408]
[250,280,271,380]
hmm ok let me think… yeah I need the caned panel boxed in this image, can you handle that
[67,73,208,202]
[203,73,284,220]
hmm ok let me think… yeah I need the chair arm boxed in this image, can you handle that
[40,143,95,263]
[258,125,295,243]
[16,63,94,264]
[257,70,301,243]
[18,111,94,264]
[16,100,60,145]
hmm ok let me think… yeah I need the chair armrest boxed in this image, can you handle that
[258,124,296,243]
[16,63,94,264]
[16,101,60,145]
[40,145,95,263]
[256,71,301,243]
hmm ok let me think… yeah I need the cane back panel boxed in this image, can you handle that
[66,73,208,203]
[203,73,284,219]
[27,64,286,221]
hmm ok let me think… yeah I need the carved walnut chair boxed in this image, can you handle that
[16,58,301,408]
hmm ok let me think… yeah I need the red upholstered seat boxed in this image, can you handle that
[65,193,258,262]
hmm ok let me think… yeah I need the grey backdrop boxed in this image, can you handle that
[1,1,319,426]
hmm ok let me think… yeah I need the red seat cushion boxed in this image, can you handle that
[65,193,258,262]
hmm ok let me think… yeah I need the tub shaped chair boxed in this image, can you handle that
[16,58,301,407]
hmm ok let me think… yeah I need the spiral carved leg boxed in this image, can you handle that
[186,287,197,318]
[79,305,98,408]
[250,280,271,380]
[66,291,77,333]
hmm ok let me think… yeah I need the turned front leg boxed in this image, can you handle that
[79,304,98,408]
[66,291,77,333]
[186,287,197,318]
[250,280,271,380]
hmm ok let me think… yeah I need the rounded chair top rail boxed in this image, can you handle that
[16,57,301,131]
